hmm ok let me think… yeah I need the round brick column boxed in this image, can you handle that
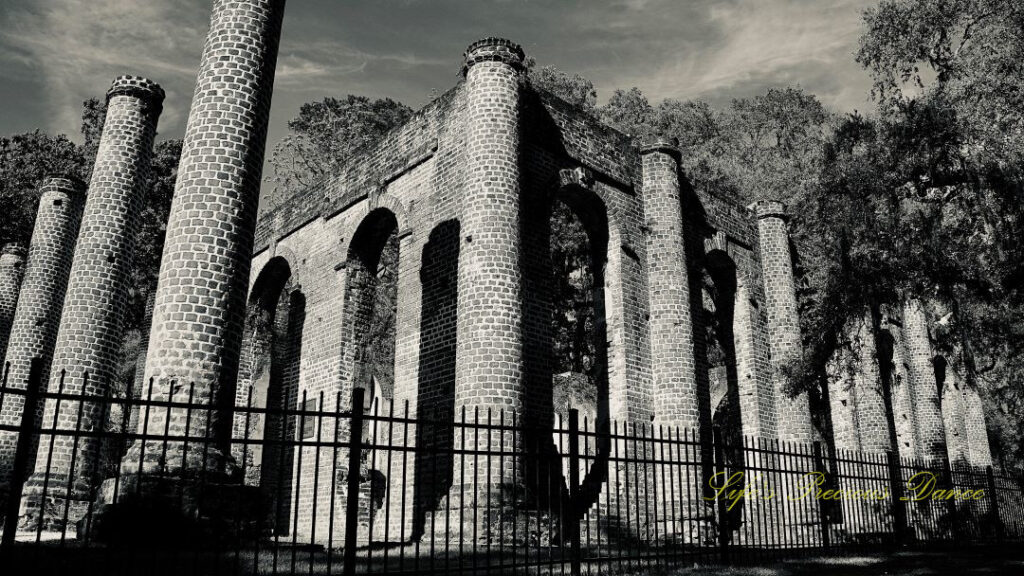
[125,0,286,478]
[751,201,813,445]
[0,243,27,362]
[0,177,85,510]
[851,312,892,454]
[640,137,699,429]
[20,76,164,530]
[962,385,992,467]
[901,299,947,462]
[454,37,525,417]
[450,38,526,533]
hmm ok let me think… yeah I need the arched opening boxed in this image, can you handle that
[549,185,611,525]
[235,256,305,536]
[702,250,744,533]
[344,209,400,403]
[550,188,609,428]
[703,251,741,445]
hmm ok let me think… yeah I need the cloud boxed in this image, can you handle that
[0,0,881,146]
[0,0,207,138]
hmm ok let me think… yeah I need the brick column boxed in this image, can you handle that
[641,137,698,430]
[902,299,946,462]
[450,38,526,536]
[962,385,992,467]
[20,76,164,530]
[751,201,813,445]
[455,37,525,418]
[122,0,286,479]
[0,177,85,510]
[851,312,892,454]
[0,243,26,361]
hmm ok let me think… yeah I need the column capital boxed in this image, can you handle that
[107,75,165,114]
[40,174,87,197]
[639,135,680,160]
[1,243,26,259]
[749,200,788,221]
[463,37,526,73]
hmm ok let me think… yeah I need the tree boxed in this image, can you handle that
[0,131,85,246]
[529,64,598,111]
[266,95,413,210]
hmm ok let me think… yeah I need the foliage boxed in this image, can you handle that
[266,95,413,210]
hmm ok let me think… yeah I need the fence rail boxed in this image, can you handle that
[0,364,1021,575]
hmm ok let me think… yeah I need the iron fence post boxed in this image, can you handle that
[812,442,831,549]
[986,465,1003,542]
[568,409,581,576]
[343,387,366,576]
[1,358,42,550]
[886,451,908,545]
[712,426,729,562]
[942,458,959,540]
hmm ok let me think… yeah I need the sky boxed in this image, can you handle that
[0,0,880,154]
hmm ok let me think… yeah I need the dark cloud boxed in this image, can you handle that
[0,0,878,155]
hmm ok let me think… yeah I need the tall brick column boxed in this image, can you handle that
[122,0,286,480]
[640,137,705,543]
[962,385,992,467]
[449,38,526,534]
[19,76,164,530]
[751,201,813,445]
[641,137,698,430]
[455,37,525,417]
[0,243,26,361]
[0,177,85,510]
[902,298,946,462]
[851,312,892,453]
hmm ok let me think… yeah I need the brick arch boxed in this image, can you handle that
[547,174,619,515]
[234,254,304,536]
[338,207,401,407]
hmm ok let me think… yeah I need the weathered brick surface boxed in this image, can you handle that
[641,138,697,429]
[751,201,812,445]
[852,311,892,454]
[19,76,164,529]
[962,384,992,467]
[126,0,286,479]
[0,243,26,363]
[901,299,947,462]
[877,306,918,460]
[0,177,85,509]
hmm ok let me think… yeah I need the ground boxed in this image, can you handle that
[666,546,1024,576]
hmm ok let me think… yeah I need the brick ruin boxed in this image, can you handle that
[0,0,995,541]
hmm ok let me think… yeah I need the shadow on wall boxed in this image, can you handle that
[413,219,460,538]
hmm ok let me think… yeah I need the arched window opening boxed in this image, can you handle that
[235,257,305,536]
[549,189,610,429]
[346,209,400,403]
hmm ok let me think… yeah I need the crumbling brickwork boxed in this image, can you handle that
[19,76,164,529]
[0,177,85,510]
[0,243,26,362]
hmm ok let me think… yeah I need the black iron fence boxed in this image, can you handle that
[0,363,1022,575]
